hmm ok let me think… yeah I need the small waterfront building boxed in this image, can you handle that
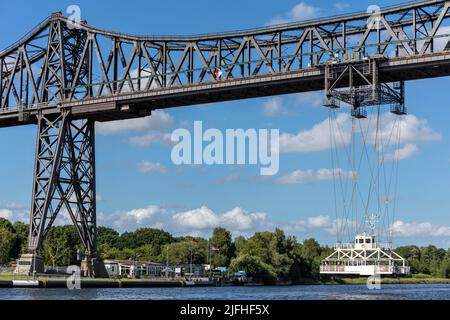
[104,260,167,278]
[103,260,209,278]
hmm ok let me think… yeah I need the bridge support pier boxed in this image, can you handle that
[17,110,107,278]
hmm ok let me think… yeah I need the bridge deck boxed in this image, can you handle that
[1,51,450,128]
[2,0,450,127]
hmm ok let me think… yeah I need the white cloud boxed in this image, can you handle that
[173,206,267,232]
[385,143,418,162]
[283,215,333,233]
[0,200,26,210]
[280,113,351,153]
[128,132,172,147]
[0,209,13,219]
[261,92,322,117]
[261,97,288,117]
[392,220,450,237]
[307,215,333,228]
[0,203,28,222]
[268,2,320,25]
[137,161,167,174]
[98,205,166,231]
[295,92,323,108]
[334,2,350,10]
[126,205,161,224]
[96,110,173,135]
[173,206,220,230]
[378,113,441,145]
[277,168,356,184]
[222,208,267,231]
[280,112,441,155]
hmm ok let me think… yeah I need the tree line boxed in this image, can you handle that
[1,217,450,283]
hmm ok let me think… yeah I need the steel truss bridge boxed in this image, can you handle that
[2,0,450,276]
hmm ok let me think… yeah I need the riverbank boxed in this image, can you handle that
[2,272,450,288]
[0,273,220,288]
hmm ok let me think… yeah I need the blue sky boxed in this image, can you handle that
[1,0,450,248]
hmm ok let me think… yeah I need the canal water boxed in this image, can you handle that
[0,284,450,300]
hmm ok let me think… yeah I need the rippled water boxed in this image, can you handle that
[1,284,450,300]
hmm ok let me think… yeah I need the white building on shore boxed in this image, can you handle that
[103,260,209,278]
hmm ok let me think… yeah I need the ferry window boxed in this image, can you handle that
[359,239,364,243]
[365,239,371,243]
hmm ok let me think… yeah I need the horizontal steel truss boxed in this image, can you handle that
[1,1,450,112]
[28,110,96,260]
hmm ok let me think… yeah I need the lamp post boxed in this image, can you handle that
[166,245,169,278]
[207,241,212,277]
[190,245,193,276]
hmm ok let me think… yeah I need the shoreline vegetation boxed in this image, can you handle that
[1,217,450,285]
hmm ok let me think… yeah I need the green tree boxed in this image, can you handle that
[97,227,120,247]
[134,228,173,256]
[268,229,293,279]
[0,227,16,265]
[0,218,14,232]
[239,231,274,263]
[300,238,322,261]
[0,220,27,263]
[117,231,137,250]
[134,244,161,262]
[234,236,247,255]
[229,254,277,285]
[287,242,312,282]
[42,225,82,267]
[12,222,29,257]
[439,250,450,278]
[235,229,295,280]
[98,244,121,260]
[115,248,135,260]
[419,245,445,275]
[396,245,421,273]
[165,238,207,265]
[210,227,235,267]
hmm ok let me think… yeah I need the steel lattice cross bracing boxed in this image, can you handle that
[1,0,450,127]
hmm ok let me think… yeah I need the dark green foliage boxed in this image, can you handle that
[165,237,207,265]
[97,227,120,247]
[1,217,450,282]
[229,254,277,284]
[210,227,235,267]
[42,225,82,267]
[0,218,26,264]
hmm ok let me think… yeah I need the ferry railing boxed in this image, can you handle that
[334,242,393,250]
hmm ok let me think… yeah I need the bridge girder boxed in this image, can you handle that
[1,0,450,126]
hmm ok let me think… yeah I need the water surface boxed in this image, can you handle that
[1,284,450,300]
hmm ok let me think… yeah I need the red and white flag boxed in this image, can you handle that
[215,68,223,79]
